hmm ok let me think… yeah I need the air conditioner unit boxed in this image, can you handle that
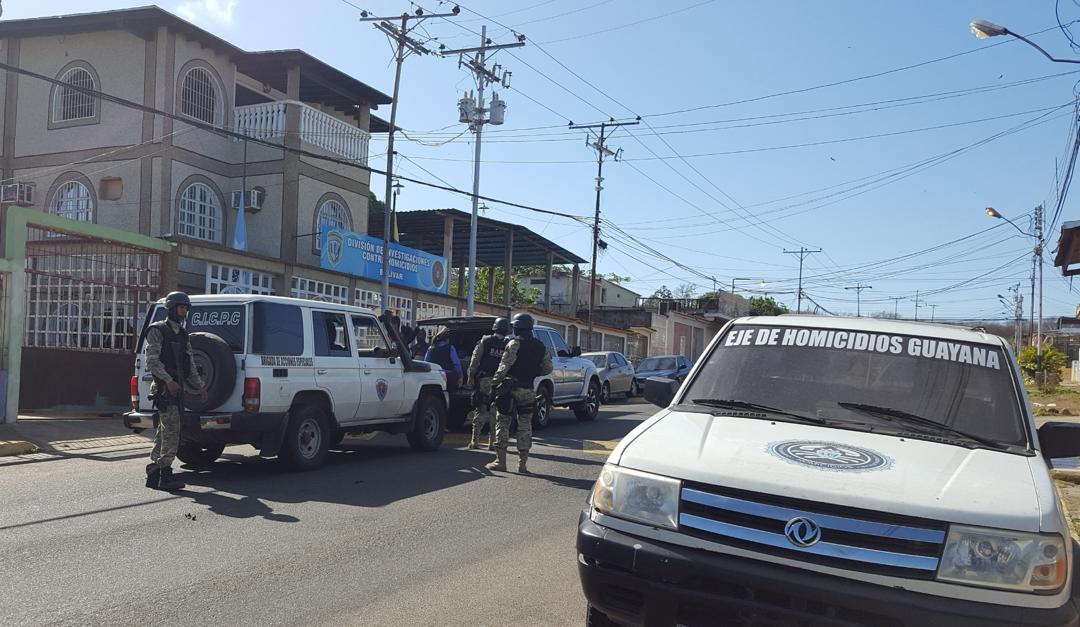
[0,182,34,206]
[231,188,264,212]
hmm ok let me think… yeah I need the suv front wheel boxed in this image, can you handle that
[574,380,601,421]
[407,393,446,452]
[281,404,330,471]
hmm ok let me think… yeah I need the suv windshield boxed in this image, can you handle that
[639,357,675,371]
[682,325,1027,449]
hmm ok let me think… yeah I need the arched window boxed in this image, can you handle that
[314,198,352,252]
[178,182,221,242]
[51,180,94,222]
[52,66,97,123]
[179,66,219,125]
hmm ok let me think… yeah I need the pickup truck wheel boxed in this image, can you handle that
[407,393,446,452]
[281,405,329,471]
[600,382,611,405]
[177,443,225,467]
[531,386,553,430]
[574,380,601,421]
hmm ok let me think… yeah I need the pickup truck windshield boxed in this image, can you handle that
[682,325,1027,448]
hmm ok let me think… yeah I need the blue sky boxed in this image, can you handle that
[13,0,1080,322]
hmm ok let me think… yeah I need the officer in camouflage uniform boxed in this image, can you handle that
[467,317,510,450]
[487,313,552,474]
[143,291,206,491]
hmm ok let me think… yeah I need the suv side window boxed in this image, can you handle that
[615,354,628,367]
[550,330,571,357]
[351,315,392,356]
[252,302,303,355]
[534,329,557,356]
[313,311,351,357]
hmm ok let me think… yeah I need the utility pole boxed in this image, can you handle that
[913,290,922,321]
[360,5,460,313]
[570,118,640,350]
[1009,283,1023,352]
[928,304,939,322]
[441,27,524,316]
[887,296,904,319]
[844,283,872,317]
[783,248,821,313]
[1034,204,1045,385]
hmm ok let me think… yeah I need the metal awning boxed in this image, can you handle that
[369,209,587,267]
[1055,220,1080,276]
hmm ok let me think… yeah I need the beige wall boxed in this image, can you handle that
[13,160,142,232]
[15,31,147,156]
[170,34,236,161]
[294,174,369,266]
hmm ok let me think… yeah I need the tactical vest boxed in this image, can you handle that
[151,320,191,385]
[475,334,505,377]
[509,335,546,387]
[428,342,452,369]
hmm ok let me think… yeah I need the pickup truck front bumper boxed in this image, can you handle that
[124,410,289,456]
[577,513,1080,627]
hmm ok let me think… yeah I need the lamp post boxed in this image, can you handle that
[971,19,1080,64]
[986,206,1044,378]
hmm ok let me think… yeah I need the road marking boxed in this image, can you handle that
[582,439,620,454]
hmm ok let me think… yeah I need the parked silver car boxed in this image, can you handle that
[582,351,636,404]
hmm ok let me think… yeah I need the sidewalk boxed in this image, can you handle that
[0,412,153,461]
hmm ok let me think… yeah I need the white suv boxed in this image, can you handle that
[124,295,448,470]
[580,316,1080,626]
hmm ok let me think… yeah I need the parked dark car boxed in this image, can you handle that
[632,354,693,395]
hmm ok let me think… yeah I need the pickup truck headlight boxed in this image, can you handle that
[937,525,1067,593]
[590,464,679,530]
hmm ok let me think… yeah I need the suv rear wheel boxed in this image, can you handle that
[407,393,446,451]
[177,443,225,467]
[532,385,553,430]
[574,380,601,421]
[281,404,330,471]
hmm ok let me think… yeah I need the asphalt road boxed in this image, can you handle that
[0,402,655,627]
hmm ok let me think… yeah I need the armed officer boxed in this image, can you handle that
[143,291,206,491]
[487,313,552,474]
[466,317,510,450]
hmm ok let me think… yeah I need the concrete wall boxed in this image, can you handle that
[15,31,147,156]
[294,174,369,267]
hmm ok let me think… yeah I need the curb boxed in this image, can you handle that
[1052,469,1080,485]
[0,440,40,457]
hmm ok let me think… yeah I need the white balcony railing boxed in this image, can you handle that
[234,101,370,165]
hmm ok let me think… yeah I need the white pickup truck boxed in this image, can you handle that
[123,295,448,470]
[580,315,1080,626]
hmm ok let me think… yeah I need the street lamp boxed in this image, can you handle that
[985,206,1045,380]
[730,277,753,315]
[970,18,1080,64]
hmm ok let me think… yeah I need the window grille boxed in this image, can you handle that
[356,288,413,325]
[178,182,220,242]
[24,248,160,353]
[180,67,218,125]
[51,181,93,223]
[314,199,351,252]
[52,67,96,122]
[206,263,274,295]
[416,300,457,321]
[291,276,348,304]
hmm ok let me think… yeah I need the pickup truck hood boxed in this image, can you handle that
[616,411,1043,532]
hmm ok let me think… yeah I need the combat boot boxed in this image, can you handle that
[467,438,479,449]
[157,467,186,491]
[517,451,530,474]
[486,439,494,451]
[485,449,507,472]
[145,467,160,489]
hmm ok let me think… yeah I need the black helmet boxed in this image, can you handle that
[164,291,191,311]
[492,317,511,335]
[510,312,535,331]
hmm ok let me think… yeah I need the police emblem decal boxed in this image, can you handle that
[376,378,389,401]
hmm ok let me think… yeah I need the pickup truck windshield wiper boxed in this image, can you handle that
[689,399,830,426]
[837,402,1009,451]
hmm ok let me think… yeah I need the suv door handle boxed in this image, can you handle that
[316,369,328,375]
[364,369,373,375]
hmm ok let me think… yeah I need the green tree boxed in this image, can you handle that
[650,285,674,299]
[1017,342,1067,390]
[674,283,698,299]
[748,296,789,316]
[449,267,539,305]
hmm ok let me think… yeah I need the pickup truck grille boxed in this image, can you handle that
[678,483,947,579]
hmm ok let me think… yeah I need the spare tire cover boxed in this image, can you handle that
[183,332,237,412]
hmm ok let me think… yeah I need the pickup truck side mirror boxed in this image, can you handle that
[1038,421,1080,458]
[570,346,582,357]
[644,376,679,409]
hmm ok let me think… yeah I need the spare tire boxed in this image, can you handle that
[182,332,236,412]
